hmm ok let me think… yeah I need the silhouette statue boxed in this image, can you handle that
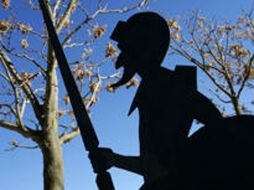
[90,12,254,190]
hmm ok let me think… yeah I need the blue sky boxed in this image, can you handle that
[0,0,253,190]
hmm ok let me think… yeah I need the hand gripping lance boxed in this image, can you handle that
[38,0,115,189]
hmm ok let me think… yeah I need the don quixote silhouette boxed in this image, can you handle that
[39,0,254,189]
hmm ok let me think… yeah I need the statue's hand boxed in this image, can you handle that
[89,148,115,173]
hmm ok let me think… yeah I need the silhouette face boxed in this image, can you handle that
[115,42,127,69]
[110,21,139,72]
[110,13,170,86]
[111,37,158,87]
[110,41,137,87]
[115,42,136,69]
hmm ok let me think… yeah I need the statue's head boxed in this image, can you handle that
[110,12,170,87]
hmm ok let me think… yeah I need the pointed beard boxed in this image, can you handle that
[111,66,136,88]
[111,51,136,88]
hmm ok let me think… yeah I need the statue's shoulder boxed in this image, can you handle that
[174,65,197,90]
[154,66,197,89]
[128,66,197,115]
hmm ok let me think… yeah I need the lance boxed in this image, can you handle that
[38,0,115,189]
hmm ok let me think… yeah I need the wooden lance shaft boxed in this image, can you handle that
[38,0,115,189]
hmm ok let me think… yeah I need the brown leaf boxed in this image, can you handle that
[63,19,70,28]
[68,110,74,118]
[0,20,13,34]
[21,39,29,49]
[18,22,32,34]
[106,82,115,93]
[126,77,139,89]
[105,43,117,58]
[1,0,10,9]
[90,82,101,93]
[58,109,65,117]
[93,24,106,38]
[64,95,70,105]
[168,19,181,31]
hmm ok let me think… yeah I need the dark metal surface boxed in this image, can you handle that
[38,0,115,189]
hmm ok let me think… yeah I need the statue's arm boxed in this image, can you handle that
[90,148,144,175]
[113,153,144,175]
[91,148,167,179]
[115,152,167,177]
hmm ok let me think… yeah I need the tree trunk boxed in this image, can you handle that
[40,43,64,190]
[41,132,64,190]
[231,96,241,116]
[42,131,64,190]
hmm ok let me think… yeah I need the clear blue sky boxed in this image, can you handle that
[0,0,252,190]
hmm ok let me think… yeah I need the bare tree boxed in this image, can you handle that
[0,0,144,189]
[169,9,254,116]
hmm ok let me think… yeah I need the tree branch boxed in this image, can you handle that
[0,120,38,139]
[5,141,39,151]
[56,0,77,33]
[171,45,231,97]
[62,0,149,45]
[0,42,46,77]
[237,54,254,97]
[59,127,80,144]
[0,50,44,126]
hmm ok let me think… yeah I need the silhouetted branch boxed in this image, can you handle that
[237,54,254,98]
